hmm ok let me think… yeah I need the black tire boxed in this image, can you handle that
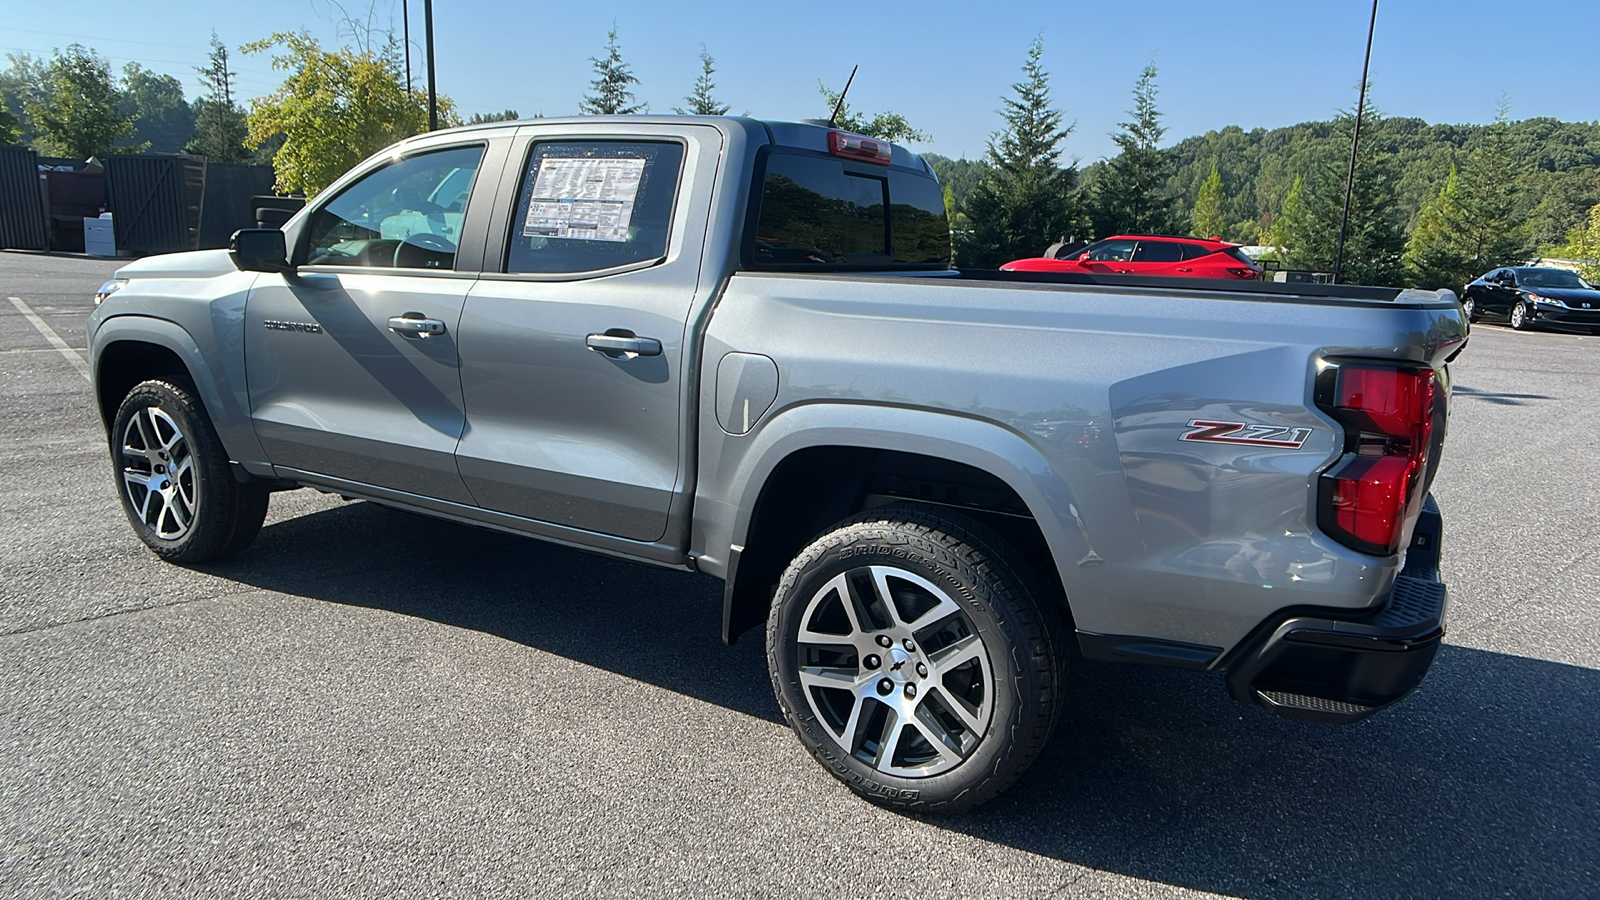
[110,379,269,562]
[766,505,1063,813]
[1509,301,1532,330]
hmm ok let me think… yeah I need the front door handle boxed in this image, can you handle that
[388,315,446,336]
[586,332,662,357]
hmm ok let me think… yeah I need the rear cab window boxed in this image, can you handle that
[747,150,949,270]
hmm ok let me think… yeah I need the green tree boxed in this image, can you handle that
[188,33,249,162]
[676,47,729,116]
[27,45,137,158]
[1191,159,1226,238]
[1091,64,1177,236]
[466,109,520,123]
[0,54,47,147]
[0,92,20,145]
[1402,164,1472,289]
[1267,175,1305,259]
[581,26,645,115]
[245,31,455,196]
[1455,99,1529,272]
[118,63,193,153]
[959,36,1081,267]
[1550,202,1600,283]
[1282,99,1405,285]
[817,82,928,143]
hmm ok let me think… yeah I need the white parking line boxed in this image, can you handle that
[7,296,91,383]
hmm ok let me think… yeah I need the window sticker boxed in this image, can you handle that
[522,157,646,242]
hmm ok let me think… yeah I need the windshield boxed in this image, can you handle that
[1518,268,1593,290]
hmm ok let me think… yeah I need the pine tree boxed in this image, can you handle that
[1283,98,1404,285]
[1456,98,1528,273]
[1091,65,1177,236]
[466,109,520,124]
[1267,175,1304,260]
[675,47,728,116]
[187,33,249,162]
[1191,159,1226,239]
[959,36,1081,268]
[1403,165,1472,289]
[580,27,645,115]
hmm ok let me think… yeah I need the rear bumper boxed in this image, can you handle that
[1224,495,1448,724]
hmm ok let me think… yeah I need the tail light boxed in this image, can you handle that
[1315,360,1441,556]
[1227,267,1259,279]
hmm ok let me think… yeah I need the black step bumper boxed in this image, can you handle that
[1224,495,1448,724]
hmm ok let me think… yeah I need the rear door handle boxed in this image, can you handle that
[388,315,447,336]
[1176,267,1194,273]
[586,332,662,357]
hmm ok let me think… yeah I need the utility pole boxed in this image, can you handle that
[1334,0,1379,284]
[402,0,411,90]
[424,0,437,131]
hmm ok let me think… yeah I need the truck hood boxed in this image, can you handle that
[116,249,239,280]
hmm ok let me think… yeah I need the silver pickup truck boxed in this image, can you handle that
[87,116,1465,812]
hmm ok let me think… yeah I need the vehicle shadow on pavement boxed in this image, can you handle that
[939,643,1598,897]
[1452,384,1556,405]
[212,500,1597,899]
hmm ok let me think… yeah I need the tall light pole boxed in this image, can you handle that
[1333,0,1379,284]
[424,0,437,131]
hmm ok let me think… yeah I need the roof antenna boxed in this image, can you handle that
[828,65,858,127]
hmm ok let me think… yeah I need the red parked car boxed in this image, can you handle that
[1002,235,1263,280]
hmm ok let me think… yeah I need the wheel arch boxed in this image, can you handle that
[91,315,269,471]
[710,404,1089,644]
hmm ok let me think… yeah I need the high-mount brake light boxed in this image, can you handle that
[1315,361,1439,556]
[827,130,893,165]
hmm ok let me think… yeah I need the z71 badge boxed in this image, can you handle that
[1180,419,1313,449]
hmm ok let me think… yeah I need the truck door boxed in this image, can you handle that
[454,126,721,543]
[244,143,490,503]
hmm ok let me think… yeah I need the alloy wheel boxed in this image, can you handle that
[120,405,198,540]
[794,565,994,778]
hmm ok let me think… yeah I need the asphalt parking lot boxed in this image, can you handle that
[2,250,1597,898]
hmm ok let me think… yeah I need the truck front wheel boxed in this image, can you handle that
[765,506,1063,813]
[110,379,268,563]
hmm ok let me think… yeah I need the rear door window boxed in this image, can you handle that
[1132,241,1183,263]
[504,140,684,275]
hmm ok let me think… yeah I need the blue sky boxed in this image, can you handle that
[4,1,1597,162]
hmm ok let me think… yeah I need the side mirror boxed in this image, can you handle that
[229,228,292,273]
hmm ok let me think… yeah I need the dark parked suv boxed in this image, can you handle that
[1461,267,1600,333]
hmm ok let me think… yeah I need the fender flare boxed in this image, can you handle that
[91,313,270,472]
[712,402,1094,641]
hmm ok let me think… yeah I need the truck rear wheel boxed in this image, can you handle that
[110,379,268,563]
[766,506,1062,813]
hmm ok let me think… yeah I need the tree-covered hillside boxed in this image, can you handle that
[930,116,1600,255]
